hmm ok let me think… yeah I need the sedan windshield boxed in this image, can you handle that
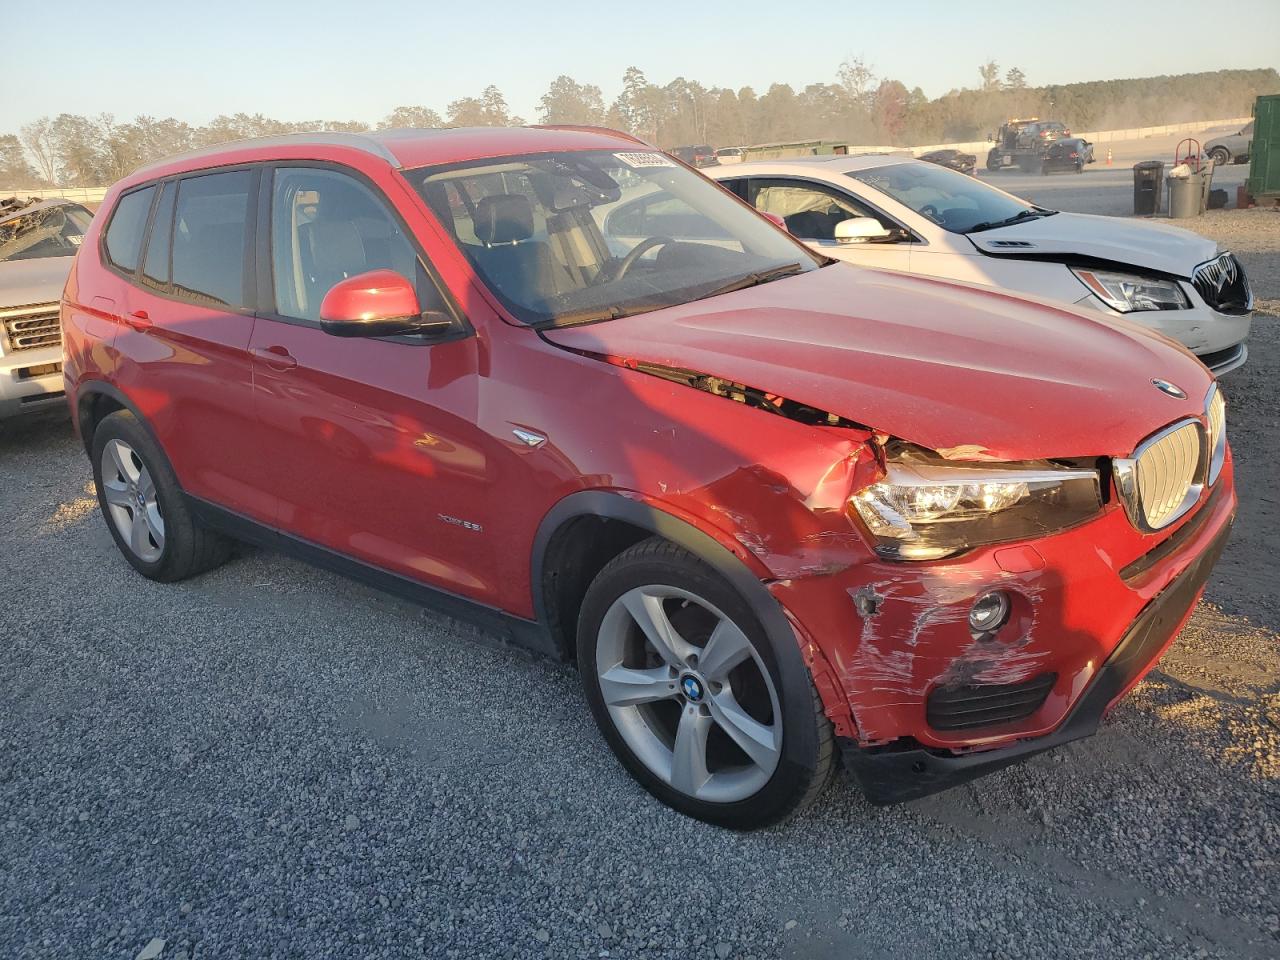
[409,149,820,326]
[0,201,92,263]
[849,163,1054,234]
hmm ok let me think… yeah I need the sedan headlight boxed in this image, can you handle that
[850,448,1102,560]
[1072,268,1189,313]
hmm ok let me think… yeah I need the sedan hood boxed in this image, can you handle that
[0,255,74,307]
[967,211,1218,277]
[544,265,1213,461]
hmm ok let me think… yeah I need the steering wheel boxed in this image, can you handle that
[612,236,675,280]
[920,204,942,224]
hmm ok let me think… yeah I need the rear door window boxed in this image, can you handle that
[172,170,253,308]
[104,186,156,273]
[141,183,176,288]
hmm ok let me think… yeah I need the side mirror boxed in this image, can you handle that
[760,211,788,231]
[834,217,892,244]
[318,269,452,338]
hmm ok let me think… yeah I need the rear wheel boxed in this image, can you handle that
[91,410,232,581]
[1209,147,1230,166]
[577,538,833,829]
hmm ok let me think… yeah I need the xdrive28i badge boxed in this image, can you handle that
[1152,379,1187,399]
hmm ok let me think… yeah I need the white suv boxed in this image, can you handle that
[0,198,92,420]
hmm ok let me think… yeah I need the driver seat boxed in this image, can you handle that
[471,194,576,302]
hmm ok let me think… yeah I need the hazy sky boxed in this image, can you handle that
[4,0,1277,130]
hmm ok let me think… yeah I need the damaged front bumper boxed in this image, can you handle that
[764,440,1236,805]
[840,506,1233,804]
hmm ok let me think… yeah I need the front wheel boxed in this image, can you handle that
[1209,147,1230,166]
[577,538,833,829]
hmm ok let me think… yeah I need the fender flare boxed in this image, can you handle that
[532,489,824,764]
[74,381,169,468]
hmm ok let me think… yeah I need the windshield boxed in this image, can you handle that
[849,163,1050,234]
[0,202,92,263]
[410,149,820,326]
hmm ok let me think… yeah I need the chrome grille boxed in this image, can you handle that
[1191,253,1252,314]
[1,302,61,353]
[1136,423,1201,528]
[1115,420,1206,532]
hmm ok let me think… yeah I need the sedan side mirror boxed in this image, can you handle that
[834,217,892,244]
[319,269,453,338]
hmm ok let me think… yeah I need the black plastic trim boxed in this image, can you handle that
[531,491,790,649]
[843,514,1233,804]
[186,495,557,659]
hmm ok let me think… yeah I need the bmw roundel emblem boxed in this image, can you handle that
[1152,378,1187,400]
[680,675,704,702]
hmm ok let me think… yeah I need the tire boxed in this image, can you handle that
[1208,147,1230,166]
[91,410,232,582]
[577,537,834,829]
[986,150,1001,172]
[1075,162,1084,174]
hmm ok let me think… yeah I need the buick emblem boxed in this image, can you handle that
[1152,378,1187,399]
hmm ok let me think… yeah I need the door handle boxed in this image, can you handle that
[252,345,297,371]
[125,309,151,330]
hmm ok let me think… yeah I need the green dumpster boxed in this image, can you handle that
[1246,94,1279,199]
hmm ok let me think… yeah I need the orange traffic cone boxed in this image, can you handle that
[1106,148,1112,166]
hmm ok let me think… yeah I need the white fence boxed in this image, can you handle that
[905,116,1252,159]
[3,185,109,204]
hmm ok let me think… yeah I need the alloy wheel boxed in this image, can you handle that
[595,585,782,803]
[100,438,166,563]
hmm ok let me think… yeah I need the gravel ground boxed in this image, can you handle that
[2,214,1277,960]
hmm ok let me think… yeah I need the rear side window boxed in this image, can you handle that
[172,170,252,307]
[104,187,155,272]
[141,183,176,287]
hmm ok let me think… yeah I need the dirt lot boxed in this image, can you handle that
[0,212,1276,960]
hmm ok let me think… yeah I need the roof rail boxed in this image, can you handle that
[129,131,402,178]
[528,124,655,148]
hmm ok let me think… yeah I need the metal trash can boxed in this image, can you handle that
[1133,161,1164,215]
[1168,170,1207,218]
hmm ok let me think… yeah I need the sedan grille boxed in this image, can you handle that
[1116,420,1206,532]
[1,302,61,353]
[1191,253,1252,314]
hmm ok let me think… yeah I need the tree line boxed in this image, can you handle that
[2,65,1275,188]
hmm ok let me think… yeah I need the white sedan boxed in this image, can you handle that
[708,156,1252,374]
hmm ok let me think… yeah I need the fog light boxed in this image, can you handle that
[969,591,1010,633]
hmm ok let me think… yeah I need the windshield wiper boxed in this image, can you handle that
[533,263,807,329]
[966,207,1057,234]
[694,263,806,301]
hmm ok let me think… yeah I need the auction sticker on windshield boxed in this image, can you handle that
[614,152,676,168]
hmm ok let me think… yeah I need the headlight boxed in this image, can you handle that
[1073,268,1189,313]
[850,448,1102,560]
[1206,384,1226,486]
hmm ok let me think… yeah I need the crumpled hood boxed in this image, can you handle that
[543,264,1213,461]
[0,255,73,307]
[967,211,1219,277]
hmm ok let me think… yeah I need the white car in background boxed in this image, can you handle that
[1,197,94,420]
[708,156,1253,374]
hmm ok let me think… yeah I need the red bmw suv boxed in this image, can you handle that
[62,126,1235,828]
